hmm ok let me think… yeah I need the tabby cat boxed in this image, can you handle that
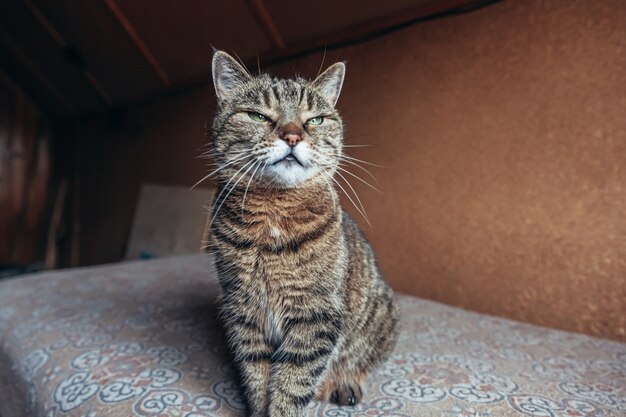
[207,50,398,417]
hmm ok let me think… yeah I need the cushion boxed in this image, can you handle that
[0,255,624,416]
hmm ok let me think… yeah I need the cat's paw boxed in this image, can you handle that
[330,383,362,406]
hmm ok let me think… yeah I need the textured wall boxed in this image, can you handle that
[79,0,626,341]
[273,0,626,341]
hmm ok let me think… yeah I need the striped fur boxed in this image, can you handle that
[207,51,398,417]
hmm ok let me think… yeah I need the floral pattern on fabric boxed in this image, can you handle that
[53,343,186,411]
[0,255,624,417]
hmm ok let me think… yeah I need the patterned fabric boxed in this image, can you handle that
[0,255,623,417]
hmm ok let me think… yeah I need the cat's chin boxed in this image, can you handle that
[262,163,320,188]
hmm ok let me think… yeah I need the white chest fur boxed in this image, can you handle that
[270,226,281,240]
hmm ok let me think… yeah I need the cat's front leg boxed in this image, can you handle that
[268,309,343,417]
[223,307,273,417]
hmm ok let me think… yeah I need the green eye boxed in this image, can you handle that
[307,116,324,126]
[248,112,269,122]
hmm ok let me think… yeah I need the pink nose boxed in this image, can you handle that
[282,133,302,147]
[279,122,304,147]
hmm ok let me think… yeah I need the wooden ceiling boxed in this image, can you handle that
[0,0,487,118]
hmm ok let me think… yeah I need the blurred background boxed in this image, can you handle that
[0,0,624,341]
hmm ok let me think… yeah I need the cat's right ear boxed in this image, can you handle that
[212,51,251,103]
[312,62,346,107]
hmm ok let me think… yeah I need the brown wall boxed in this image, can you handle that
[79,0,626,341]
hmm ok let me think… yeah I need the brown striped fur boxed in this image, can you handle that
[207,51,398,417]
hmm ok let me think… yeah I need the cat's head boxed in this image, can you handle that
[210,50,345,188]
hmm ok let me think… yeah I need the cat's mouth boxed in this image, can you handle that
[264,148,317,186]
[273,153,304,167]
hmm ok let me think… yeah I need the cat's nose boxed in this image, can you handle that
[282,133,302,147]
[279,123,304,147]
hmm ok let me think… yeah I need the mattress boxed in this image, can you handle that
[0,255,623,417]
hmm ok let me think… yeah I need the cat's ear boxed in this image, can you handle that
[312,62,346,106]
[212,51,251,103]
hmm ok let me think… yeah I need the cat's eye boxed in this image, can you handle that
[248,112,269,123]
[306,116,324,126]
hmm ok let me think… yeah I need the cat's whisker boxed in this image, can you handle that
[190,153,253,190]
[196,142,213,152]
[198,150,240,158]
[342,154,388,168]
[342,144,372,148]
[338,159,379,184]
[232,51,252,76]
[316,44,327,78]
[190,173,217,191]
[312,149,343,166]
[210,159,258,226]
[241,159,264,215]
[336,166,382,194]
[200,155,246,166]
[334,171,371,224]
[206,152,251,169]
[219,160,259,221]
[318,169,337,217]
[206,158,255,208]
[331,175,371,226]
[311,151,380,189]
[198,153,242,163]
[198,149,248,160]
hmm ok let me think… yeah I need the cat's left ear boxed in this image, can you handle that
[212,50,251,103]
[312,62,346,106]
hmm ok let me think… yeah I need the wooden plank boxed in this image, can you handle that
[102,0,172,87]
[22,0,114,105]
[45,180,67,269]
[83,0,498,114]
[0,27,76,114]
[258,0,490,65]
[248,0,286,49]
[70,123,81,267]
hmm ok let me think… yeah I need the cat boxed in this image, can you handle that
[207,50,398,417]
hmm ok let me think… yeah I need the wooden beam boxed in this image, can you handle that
[81,0,499,116]
[82,71,113,104]
[0,27,76,115]
[175,0,490,89]
[22,0,114,105]
[70,123,81,267]
[0,68,32,104]
[257,0,489,66]
[22,0,64,45]
[248,0,286,49]
[102,0,171,87]
[45,179,68,269]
